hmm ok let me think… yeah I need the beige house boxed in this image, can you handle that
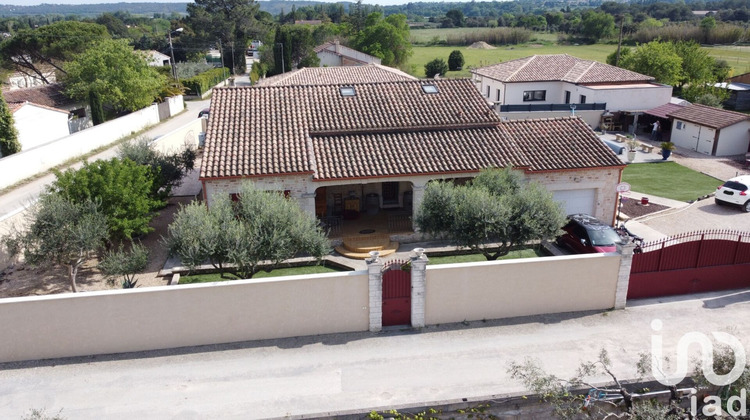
[314,41,381,67]
[200,79,625,229]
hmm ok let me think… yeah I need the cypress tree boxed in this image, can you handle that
[89,89,105,126]
[0,91,20,157]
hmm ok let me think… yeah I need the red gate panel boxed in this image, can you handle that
[629,230,750,299]
[382,260,411,327]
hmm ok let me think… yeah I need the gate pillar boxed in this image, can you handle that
[410,248,428,328]
[366,251,384,332]
[615,243,635,309]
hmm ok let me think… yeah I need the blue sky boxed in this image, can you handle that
[2,0,423,6]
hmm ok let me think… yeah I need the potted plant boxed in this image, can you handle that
[626,139,639,163]
[660,141,675,160]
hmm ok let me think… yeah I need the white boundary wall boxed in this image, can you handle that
[424,253,620,325]
[0,104,160,189]
[151,118,203,154]
[0,271,370,363]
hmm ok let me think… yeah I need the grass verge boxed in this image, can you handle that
[622,161,721,202]
[180,263,350,284]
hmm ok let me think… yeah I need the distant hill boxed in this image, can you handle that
[0,3,190,17]
[0,1,354,17]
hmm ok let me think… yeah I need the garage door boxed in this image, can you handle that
[553,189,596,216]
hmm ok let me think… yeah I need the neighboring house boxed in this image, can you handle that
[147,50,171,67]
[715,81,750,111]
[667,104,750,156]
[471,54,673,130]
[3,84,91,133]
[200,79,625,227]
[256,63,416,86]
[315,41,381,67]
[8,101,70,151]
[6,69,56,90]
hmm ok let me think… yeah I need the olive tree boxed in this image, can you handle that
[118,137,196,202]
[416,167,565,260]
[99,242,149,289]
[2,194,108,292]
[166,182,330,279]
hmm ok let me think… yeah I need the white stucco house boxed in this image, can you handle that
[8,102,70,152]
[315,41,381,67]
[471,54,673,132]
[666,104,750,156]
[147,50,171,67]
[3,84,91,134]
[200,78,626,230]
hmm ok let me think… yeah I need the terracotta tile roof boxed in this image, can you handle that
[256,64,416,86]
[500,117,624,172]
[312,128,527,180]
[645,103,686,119]
[9,101,69,114]
[201,79,623,181]
[667,103,750,129]
[2,83,75,109]
[472,54,654,84]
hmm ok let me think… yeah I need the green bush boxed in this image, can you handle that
[425,58,449,78]
[182,67,229,96]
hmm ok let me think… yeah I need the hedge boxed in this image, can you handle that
[182,67,229,96]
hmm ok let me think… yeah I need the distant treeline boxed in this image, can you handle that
[0,3,188,17]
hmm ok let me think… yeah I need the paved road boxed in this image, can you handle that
[0,99,210,222]
[1,290,749,419]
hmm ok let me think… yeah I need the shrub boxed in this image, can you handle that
[425,58,449,78]
[181,67,229,96]
[448,50,464,71]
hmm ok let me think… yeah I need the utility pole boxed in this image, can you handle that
[615,15,624,67]
[230,41,235,75]
[218,39,226,81]
[167,28,183,82]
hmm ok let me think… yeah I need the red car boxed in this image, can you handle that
[557,214,623,253]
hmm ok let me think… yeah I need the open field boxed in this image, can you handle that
[405,28,750,78]
[409,27,558,45]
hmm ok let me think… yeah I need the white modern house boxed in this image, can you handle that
[471,54,673,131]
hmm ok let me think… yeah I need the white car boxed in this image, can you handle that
[715,175,750,212]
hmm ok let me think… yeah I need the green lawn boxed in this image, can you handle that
[427,248,545,265]
[180,263,350,284]
[622,162,721,202]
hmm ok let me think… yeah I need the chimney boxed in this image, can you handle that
[334,39,340,54]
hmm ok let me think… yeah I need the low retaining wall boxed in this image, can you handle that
[0,271,369,363]
[424,253,621,325]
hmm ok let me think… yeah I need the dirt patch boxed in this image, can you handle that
[528,43,544,48]
[0,196,194,298]
[619,197,670,219]
[467,41,496,49]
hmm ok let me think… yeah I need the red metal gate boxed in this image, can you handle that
[382,260,411,326]
[628,230,750,299]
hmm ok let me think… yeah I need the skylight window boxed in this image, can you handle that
[340,86,356,97]
[422,84,439,94]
